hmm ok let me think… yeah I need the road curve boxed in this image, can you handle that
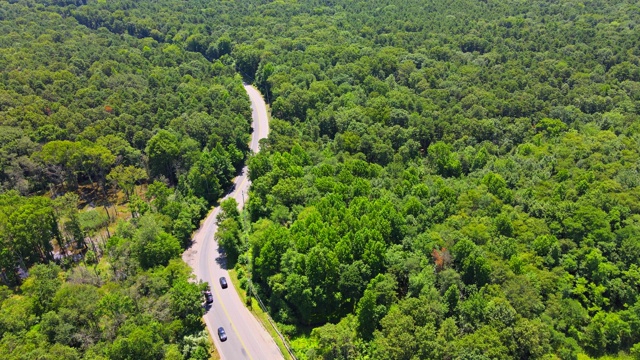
[183,84,281,360]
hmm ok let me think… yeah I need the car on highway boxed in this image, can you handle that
[204,290,213,304]
[219,277,228,289]
[218,327,227,341]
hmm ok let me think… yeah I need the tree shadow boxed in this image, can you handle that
[182,238,196,252]
[215,247,229,270]
[203,302,212,313]
[215,246,237,270]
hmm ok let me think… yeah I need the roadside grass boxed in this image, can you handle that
[206,330,222,360]
[227,268,295,360]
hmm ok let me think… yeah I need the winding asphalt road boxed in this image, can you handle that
[183,85,282,360]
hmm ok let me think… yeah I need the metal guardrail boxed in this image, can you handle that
[247,280,298,360]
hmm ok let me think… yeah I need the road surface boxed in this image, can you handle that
[183,84,281,360]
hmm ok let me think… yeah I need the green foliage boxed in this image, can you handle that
[146,130,181,184]
[133,214,182,269]
[583,311,631,356]
[107,165,146,200]
[0,0,252,197]
[3,0,640,357]
[428,141,461,177]
[0,251,207,359]
[19,264,62,316]
[216,217,243,265]
[219,198,241,223]
[169,280,205,336]
[181,331,212,360]
[207,0,640,356]
[453,239,492,287]
[0,0,260,358]
[0,193,58,282]
[107,324,165,360]
[146,181,173,212]
[216,198,244,264]
[185,146,235,204]
[482,173,513,204]
[310,314,359,360]
[536,118,568,136]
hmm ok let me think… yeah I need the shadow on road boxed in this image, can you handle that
[203,302,212,313]
[215,248,229,270]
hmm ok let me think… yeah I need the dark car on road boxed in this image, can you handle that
[204,290,213,304]
[218,327,227,341]
[219,277,228,289]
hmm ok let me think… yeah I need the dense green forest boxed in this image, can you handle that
[2,0,640,358]
[0,0,255,358]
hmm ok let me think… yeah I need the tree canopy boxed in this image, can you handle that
[2,0,640,358]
